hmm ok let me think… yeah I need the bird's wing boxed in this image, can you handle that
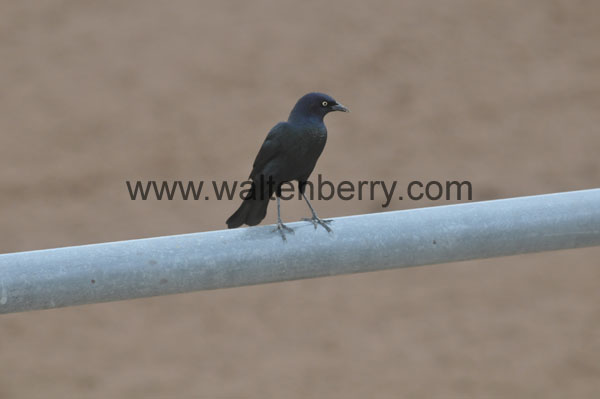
[249,122,288,179]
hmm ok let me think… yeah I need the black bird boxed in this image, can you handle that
[226,92,349,239]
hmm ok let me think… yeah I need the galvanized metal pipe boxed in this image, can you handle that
[1,189,599,314]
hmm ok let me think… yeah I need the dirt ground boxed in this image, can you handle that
[1,0,599,397]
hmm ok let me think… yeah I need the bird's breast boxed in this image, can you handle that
[295,127,326,155]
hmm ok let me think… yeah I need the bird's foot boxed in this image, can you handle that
[301,216,333,233]
[273,221,294,241]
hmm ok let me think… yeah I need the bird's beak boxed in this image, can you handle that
[331,103,349,113]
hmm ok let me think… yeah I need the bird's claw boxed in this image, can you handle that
[273,221,294,241]
[301,217,333,233]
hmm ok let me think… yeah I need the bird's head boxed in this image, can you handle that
[288,92,349,123]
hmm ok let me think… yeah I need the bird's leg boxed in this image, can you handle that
[301,192,333,233]
[273,196,294,241]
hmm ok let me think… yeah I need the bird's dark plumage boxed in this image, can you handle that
[226,92,348,230]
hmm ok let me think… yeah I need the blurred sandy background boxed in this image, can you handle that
[1,0,599,397]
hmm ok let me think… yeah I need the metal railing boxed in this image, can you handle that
[1,189,599,314]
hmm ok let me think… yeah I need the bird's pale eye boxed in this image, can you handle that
[321,101,328,107]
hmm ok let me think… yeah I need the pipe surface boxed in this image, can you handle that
[1,189,599,314]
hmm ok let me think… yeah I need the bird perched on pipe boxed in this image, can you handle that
[226,92,349,240]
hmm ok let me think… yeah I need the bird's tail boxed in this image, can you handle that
[226,187,270,228]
